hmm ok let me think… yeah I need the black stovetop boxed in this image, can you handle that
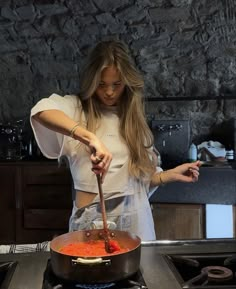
[0,261,17,289]
[1,239,236,289]
[42,259,148,289]
[163,253,236,289]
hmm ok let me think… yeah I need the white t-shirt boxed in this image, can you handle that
[30,94,160,240]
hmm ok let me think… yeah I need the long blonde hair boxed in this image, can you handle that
[79,40,157,179]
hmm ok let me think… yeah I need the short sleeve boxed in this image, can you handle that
[30,94,79,159]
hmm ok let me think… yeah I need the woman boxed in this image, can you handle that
[30,40,200,241]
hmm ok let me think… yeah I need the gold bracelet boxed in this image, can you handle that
[69,124,80,138]
[159,171,165,185]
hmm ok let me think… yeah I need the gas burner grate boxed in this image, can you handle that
[0,261,17,289]
[163,253,236,288]
[75,283,115,289]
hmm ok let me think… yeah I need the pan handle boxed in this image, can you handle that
[72,257,111,266]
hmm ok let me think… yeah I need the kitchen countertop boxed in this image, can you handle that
[1,160,236,204]
[150,166,236,204]
[0,239,236,289]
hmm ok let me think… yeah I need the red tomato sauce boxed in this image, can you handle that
[59,240,129,256]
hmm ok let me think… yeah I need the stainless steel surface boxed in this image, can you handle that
[141,238,236,246]
[0,239,236,289]
[0,252,49,289]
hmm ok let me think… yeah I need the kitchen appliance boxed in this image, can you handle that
[42,259,148,289]
[50,229,141,284]
[0,261,17,289]
[151,120,190,168]
[0,121,25,160]
[163,253,236,288]
[0,239,236,289]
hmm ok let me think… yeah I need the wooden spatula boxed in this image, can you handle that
[96,174,116,253]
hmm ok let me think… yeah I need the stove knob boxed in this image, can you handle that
[5,128,13,134]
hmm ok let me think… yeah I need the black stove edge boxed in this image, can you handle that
[161,252,236,289]
[141,238,236,246]
[0,261,18,289]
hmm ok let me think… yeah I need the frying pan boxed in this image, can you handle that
[50,229,141,283]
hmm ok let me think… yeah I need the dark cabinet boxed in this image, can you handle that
[152,203,236,240]
[151,167,236,240]
[0,166,17,243]
[152,203,205,240]
[1,162,236,243]
[0,161,73,244]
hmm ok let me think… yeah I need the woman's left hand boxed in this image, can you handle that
[169,160,201,183]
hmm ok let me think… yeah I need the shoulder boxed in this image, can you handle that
[32,93,83,119]
[49,94,83,113]
[49,93,80,106]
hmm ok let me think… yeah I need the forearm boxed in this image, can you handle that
[150,169,176,187]
[32,110,96,146]
[150,161,201,187]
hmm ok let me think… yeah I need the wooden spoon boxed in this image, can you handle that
[96,174,115,253]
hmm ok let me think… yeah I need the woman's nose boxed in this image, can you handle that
[105,85,114,95]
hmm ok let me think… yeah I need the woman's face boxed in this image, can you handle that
[95,66,125,106]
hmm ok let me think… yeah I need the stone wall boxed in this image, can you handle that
[1,0,236,144]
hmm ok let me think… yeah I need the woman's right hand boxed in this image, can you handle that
[33,110,112,182]
[70,124,112,182]
[89,137,112,182]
